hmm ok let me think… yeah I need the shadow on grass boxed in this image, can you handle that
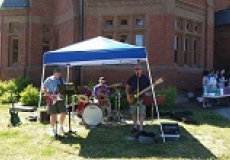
[157,101,230,128]
[59,124,216,159]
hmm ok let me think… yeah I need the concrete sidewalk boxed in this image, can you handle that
[215,108,230,120]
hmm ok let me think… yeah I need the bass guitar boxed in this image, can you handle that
[127,78,164,104]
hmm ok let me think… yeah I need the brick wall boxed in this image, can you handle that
[215,0,230,11]
[0,0,222,93]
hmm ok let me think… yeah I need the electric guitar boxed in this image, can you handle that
[45,92,63,106]
[73,94,89,104]
[127,78,164,104]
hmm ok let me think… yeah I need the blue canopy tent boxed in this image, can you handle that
[40,36,165,142]
[43,36,147,66]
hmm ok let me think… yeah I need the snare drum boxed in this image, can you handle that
[82,103,103,126]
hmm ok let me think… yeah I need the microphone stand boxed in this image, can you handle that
[136,74,140,129]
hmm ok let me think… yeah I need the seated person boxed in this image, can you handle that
[93,77,112,123]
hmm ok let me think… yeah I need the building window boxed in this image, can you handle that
[120,34,128,43]
[193,38,200,67]
[106,20,113,26]
[185,22,189,30]
[43,25,51,53]
[174,35,178,63]
[10,36,19,64]
[135,34,143,46]
[101,14,146,46]
[10,23,20,34]
[105,34,113,39]
[183,37,188,65]
[175,17,203,68]
[121,19,128,25]
[136,19,144,26]
[43,40,50,53]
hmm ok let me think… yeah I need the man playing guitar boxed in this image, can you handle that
[43,67,66,136]
[93,77,112,124]
[126,65,150,134]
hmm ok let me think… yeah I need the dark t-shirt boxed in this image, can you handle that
[127,74,150,99]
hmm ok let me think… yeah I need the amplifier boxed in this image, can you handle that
[160,122,180,141]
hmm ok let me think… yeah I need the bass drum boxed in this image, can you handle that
[82,103,103,126]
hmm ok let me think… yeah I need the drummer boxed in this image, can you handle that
[93,77,112,123]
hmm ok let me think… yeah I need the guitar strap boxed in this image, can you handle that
[59,77,64,85]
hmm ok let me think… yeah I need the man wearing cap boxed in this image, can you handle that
[43,67,66,136]
[93,77,112,123]
[126,65,150,133]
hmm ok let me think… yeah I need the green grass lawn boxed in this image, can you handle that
[1,104,230,160]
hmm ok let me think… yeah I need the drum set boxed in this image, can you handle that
[68,83,125,128]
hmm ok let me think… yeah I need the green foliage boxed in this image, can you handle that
[20,85,39,106]
[0,80,17,103]
[0,80,6,97]
[14,76,31,95]
[85,81,95,90]
[4,79,17,94]
[0,92,12,104]
[156,86,178,111]
[110,89,129,110]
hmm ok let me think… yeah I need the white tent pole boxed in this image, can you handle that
[66,65,70,83]
[145,55,165,143]
[38,65,46,108]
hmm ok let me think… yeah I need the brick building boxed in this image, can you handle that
[0,0,229,92]
[215,8,230,71]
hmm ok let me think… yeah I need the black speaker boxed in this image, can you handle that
[160,122,180,141]
[161,122,180,134]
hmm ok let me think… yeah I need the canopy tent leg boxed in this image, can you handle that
[145,56,165,143]
[66,65,70,83]
[38,65,46,108]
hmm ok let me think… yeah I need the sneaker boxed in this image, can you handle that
[130,128,138,134]
[49,128,56,137]
[59,127,65,135]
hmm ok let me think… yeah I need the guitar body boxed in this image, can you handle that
[9,110,21,126]
[45,92,63,106]
[127,78,164,105]
[128,94,136,104]
[45,96,53,106]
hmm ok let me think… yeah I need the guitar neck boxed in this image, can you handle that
[134,78,164,98]
[135,85,154,98]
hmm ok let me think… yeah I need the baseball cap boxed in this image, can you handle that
[134,65,142,70]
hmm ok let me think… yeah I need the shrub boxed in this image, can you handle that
[20,85,39,106]
[156,86,178,112]
[15,76,31,94]
[0,80,6,97]
[0,80,18,103]
[0,92,13,104]
[4,79,17,94]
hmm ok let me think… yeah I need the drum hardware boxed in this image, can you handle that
[65,95,79,135]
[112,88,125,123]
[82,103,103,128]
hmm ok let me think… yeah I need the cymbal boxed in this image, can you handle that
[108,82,126,89]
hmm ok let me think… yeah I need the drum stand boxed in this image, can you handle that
[66,96,77,135]
[67,107,76,135]
[113,89,124,123]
